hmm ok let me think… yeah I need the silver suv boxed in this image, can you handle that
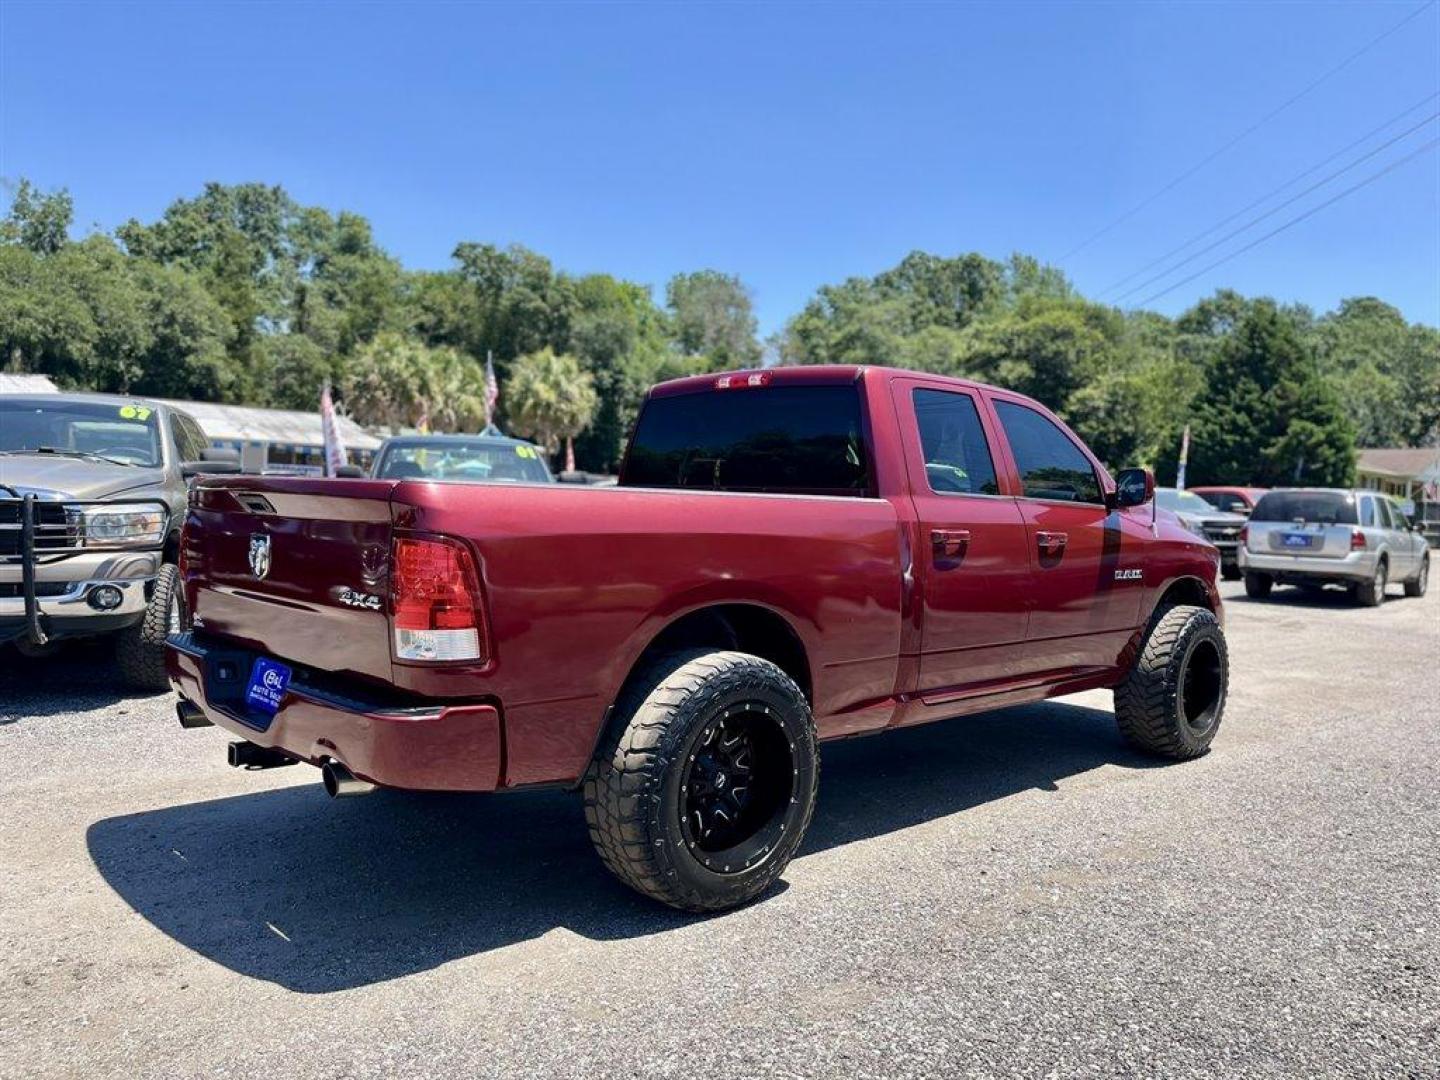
[1239,488,1430,606]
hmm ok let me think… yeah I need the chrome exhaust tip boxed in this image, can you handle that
[321,761,375,798]
[176,699,212,729]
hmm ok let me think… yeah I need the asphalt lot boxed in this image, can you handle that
[2,578,1437,1079]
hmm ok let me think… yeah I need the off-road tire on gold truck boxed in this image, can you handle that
[115,563,182,692]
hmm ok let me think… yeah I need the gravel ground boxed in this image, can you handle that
[1,578,1437,1079]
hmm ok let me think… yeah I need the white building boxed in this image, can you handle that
[155,398,381,474]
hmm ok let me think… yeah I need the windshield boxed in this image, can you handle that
[622,385,870,496]
[1156,488,1218,513]
[375,440,552,483]
[0,400,162,467]
[1251,491,1358,525]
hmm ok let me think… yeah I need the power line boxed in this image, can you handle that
[1110,109,1439,304]
[1096,90,1440,299]
[1057,0,1437,262]
[1132,136,1440,308]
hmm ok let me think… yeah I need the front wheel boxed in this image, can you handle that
[1114,605,1229,760]
[1221,564,1242,581]
[584,649,819,912]
[116,563,182,692]
[1404,554,1429,598]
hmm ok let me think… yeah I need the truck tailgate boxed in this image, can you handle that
[184,479,398,685]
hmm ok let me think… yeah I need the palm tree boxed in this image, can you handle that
[505,347,598,469]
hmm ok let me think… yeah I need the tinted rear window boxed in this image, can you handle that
[1251,491,1358,525]
[622,385,870,496]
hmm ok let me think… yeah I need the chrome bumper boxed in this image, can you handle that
[0,574,155,620]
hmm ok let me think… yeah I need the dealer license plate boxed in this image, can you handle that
[1282,532,1313,549]
[245,658,291,715]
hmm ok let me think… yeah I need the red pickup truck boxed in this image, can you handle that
[168,365,1228,911]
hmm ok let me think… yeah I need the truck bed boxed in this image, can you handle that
[181,475,905,786]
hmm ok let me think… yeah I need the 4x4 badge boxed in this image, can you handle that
[1114,568,1142,581]
[248,534,272,579]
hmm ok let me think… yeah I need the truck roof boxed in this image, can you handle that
[0,391,180,411]
[649,365,991,399]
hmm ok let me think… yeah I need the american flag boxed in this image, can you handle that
[320,380,348,477]
[485,351,499,428]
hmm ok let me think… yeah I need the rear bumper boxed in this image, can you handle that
[167,633,502,792]
[1239,547,1378,581]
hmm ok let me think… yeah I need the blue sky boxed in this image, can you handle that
[2,1,1437,336]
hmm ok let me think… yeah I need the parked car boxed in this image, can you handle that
[1189,485,1268,516]
[371,433,553,483]
[1238,488,1430,605]
[170,365,1230,912]
[0,393,238,688]
[1155,487,1248,580]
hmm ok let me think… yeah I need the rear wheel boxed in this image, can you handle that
[1404,554,1429,598]
[1114,605,1228,760]
[1243,572,1272,599]
[584,649,818,912]
[1355,559,1387,607]
[116,563,181,692]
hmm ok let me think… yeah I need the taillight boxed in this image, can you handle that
[714,372,771,390]
[1238,525,1248,546]
[1350,529,1367,551]
[391,535,486,662]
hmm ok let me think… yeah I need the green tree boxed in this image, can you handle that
[505,347,599,464]
[1182,300,1355,487]
[954,296,1122,411]
[0,179,73,254]
[344,332,487,431]
[568,274,673,471]
[1312,297,1440,447]
[665,270,762,369]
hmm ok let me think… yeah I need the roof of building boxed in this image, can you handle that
[156,398,382,450]
[1356,447,1440,481]
[0,373,60,394]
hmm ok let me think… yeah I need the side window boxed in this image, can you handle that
[912,389,999,496]
[1360,497,1376,527]
[993,400,1102,505]
[1377,499,1397,530]
[173,414,207,462]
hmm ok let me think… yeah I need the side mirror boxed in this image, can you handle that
[1111,467,1155,509]
[333,464,366,478]
[182,460,242,478]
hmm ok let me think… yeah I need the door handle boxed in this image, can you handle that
[931,528,971,558]
[1036,530,1068,553]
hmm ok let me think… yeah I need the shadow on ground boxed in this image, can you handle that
[1227,583,1403,609]
[0,639,165,720]
[87,699,1159,993]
